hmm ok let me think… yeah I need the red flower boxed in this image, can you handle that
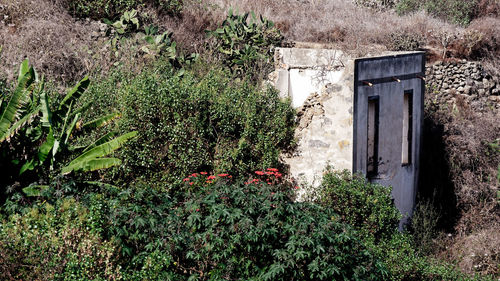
[255,171,265,176]
[294,186,300,189]
[183,178,190,182]
[189,182,194,186]
[200,172,208,175]
[267,168,279,172]
[207,175,216,180]
[196,209,200,212]
[218,173,229,177]
[191,173,198,177]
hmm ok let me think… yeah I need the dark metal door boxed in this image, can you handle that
[353,53,425,223]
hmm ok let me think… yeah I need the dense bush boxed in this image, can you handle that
[207,9,283,79]
[0,198,122,280]
[82,60,295,184]
[74,175,387,280]
[317,170,492,280]
[387,30,424,51]
[318,170,401,240]
[371,232,486,281]
[65,0,183,20]
[396,0,478,26]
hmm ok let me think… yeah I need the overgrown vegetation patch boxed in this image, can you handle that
[0,0,499,279]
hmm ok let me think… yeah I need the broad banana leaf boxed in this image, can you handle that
[0,107,39,142]
[81,112,119,130]
[64,157,122,174]
[81,131,117,153]
[0,60,35,142]
[61,131,137,174]
[37,128,55,163]
[40,90,52,127]
[57,76,89,116]
[85,181,119,189]
[17,59,30,83]
[22,185,49,197]
[63,113,80,146]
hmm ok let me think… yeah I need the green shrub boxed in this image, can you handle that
[0,198,122,280]
[396,0,478,26]
[153,0,183,15]
[79,176,387,280]
[207,9,283,79]
[371,232,480,281]
[318,169,401,240]
[83,60,295,184]
[407,199,441,255]
[316,170,489,280]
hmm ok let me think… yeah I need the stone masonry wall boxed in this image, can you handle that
[426,60,500,110]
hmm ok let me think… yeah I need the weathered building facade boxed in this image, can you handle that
[270,47,425,222]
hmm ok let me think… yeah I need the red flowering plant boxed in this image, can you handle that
[182,168,298,196]
[182,172,234,189]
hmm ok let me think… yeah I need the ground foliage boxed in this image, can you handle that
[1,173,389,280]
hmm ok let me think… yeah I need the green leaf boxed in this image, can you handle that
[19,159,35,175]
[22,185,49,197]
[57,76,90,116]
[2,107,40,142]
[17,59,30,83]
[63,113,80,146]
[82,131,118,153]
[144,35,155,44]
[0,61,34,142]
[38,128,55,163]
[84,181,119,189]
[40,91,52,127]
[61,131,137,174]
[65,157,122,173]
[82,112,119,130]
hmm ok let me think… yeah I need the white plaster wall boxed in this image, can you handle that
[270,48,355,190]
[288,69,343,108]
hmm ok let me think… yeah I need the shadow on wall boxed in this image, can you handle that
[416,113,459,233]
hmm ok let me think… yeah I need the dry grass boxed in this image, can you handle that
[0,0,101,85]
[446,226,500,276]
[424,92,500,277]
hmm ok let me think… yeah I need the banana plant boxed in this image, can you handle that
[19,74,137,176]
[0,60,41,143]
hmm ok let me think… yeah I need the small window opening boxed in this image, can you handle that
[402,90,413,165]
[367,96,379,177]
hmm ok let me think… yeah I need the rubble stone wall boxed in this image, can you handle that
[426,60,500,109]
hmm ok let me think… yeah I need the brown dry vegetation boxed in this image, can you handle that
[423,92,500,277]
[0,0,499,277]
